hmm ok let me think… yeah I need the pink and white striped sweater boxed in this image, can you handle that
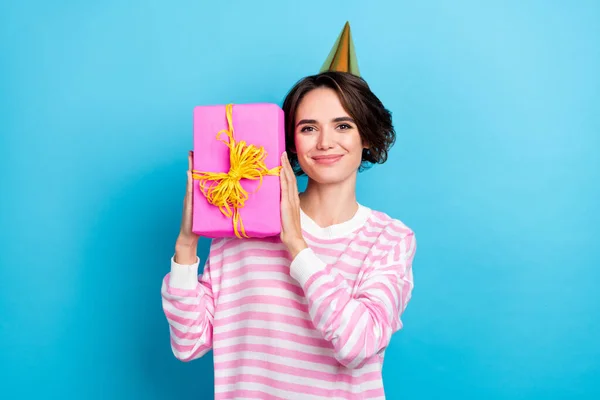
[161,204,416,399]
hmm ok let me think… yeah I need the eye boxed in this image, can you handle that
[300,126,316,133]
[337,123,353,130]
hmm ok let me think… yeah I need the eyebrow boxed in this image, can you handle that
[296,117,355,127]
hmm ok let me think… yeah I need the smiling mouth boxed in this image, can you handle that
[312,155,344,165]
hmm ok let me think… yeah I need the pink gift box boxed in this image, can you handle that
[192,103,285,239]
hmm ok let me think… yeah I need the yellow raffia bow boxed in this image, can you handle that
[192,103,282,239]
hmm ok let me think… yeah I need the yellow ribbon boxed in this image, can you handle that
[192,103,281,239]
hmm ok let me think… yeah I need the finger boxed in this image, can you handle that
[280,154,288,199]
[284,156,299,199]
[187,170,193,196]
[283,156,296,201]
[188,151,193,172]
[280,154,288,184]
[282,153,293,182]
[284,154,294,195]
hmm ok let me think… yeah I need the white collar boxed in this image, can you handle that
[300,203,372,239]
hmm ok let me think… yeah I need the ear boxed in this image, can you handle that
[360,135,370,150]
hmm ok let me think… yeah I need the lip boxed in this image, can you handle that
[311,154,344,165]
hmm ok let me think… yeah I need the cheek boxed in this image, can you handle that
[341,134,364,155]
[294,134,312,157]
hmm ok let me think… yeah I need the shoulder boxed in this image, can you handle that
[366,207,415,240]
[364,207,417,260]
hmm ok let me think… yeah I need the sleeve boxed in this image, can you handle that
[290,231,416,369]
[160,253,216,362]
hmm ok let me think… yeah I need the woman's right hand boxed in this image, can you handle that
[174,151,199,264]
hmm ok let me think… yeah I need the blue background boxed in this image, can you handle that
[1,0,599,399]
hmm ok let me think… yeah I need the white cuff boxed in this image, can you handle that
[169,256,200,290]
[290,248,327,287]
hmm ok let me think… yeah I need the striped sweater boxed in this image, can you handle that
[161,204,416,399]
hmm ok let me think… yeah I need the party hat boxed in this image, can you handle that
[320,21,360,76]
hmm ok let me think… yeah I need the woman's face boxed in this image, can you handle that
[293,87,366,185]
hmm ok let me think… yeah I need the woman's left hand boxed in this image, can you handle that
[280,152,308,259]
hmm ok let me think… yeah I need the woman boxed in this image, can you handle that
[161,71,417,399]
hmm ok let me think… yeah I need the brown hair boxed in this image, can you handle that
[282,71,396,175]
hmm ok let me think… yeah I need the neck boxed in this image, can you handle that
[299,174,359,228]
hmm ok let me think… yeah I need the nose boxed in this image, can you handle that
[316,127,334,150]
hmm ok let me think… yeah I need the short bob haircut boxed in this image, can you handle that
[282,71,396,175]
